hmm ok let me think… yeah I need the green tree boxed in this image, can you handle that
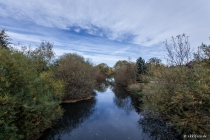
[136,57,147,74]
[0,47,64,139]
[0,29,11,49]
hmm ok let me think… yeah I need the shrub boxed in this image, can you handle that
[0,47,64,139]
[95,68,106,82]
[22,41,55,75]
[142,65,210,135]
[142,34,210,135]
[128,83,144,94]
[113,60,137,86]
[55,53,96,101]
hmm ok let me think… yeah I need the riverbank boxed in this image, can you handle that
[62,95,94,103]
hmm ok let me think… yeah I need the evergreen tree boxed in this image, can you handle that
[136,57,147,74]
[0,29,11,49]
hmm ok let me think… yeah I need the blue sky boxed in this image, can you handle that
[0,0,209,66]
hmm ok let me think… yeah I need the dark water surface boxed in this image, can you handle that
[39,85,178,140]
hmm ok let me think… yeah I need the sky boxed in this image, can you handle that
[0,0,209,67]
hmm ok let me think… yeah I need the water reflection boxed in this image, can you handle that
[112,85,142,114]
[95,82,109,93]
[139,118,179,140]
[112,85,178,140]
[95,81,115,93]
[39,84,178,140]
[112,85,133,115]
[39,97,97,140]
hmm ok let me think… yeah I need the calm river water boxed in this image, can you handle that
[39,85,178,140]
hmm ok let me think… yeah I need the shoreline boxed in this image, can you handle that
[62,95,94,103]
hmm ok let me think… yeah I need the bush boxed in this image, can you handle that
[128,83,144,95]
[142,34,210,135]
[142,65,210,135]
[94,67,106,82]
[0,47,64,139]
[55,53,96,101]
[113,60,137,86]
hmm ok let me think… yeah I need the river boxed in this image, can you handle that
[39,84,178,140]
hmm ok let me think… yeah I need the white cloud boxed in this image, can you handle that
[6,30,139,66]
[7,31,42,44]
[1,0,209,48]
[112,47,130,54]
[53,47,128,67]
[1,0,210,66]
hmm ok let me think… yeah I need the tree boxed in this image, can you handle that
[55,53,96,101]
[198,43,210,59]
[96,63,114,78]
[107,67,114,78]
[148,57,161,65]
[0,29,11,49]
[142,35,210,135]
[202,43,210,59]
[136,57,147,74]
[165,34,191,66]
[193,44,204,62]
[113,60,129,70]
[96,63,109,76]
[193,42,210,67]
[22,41,55,75]
[113,60,137,86]
[0,47,64,139]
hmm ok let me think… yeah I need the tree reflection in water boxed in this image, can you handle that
[139,118,180,140]
[39,84,179,140]
[95,82,109,93]
[112,85,140,115]
[95,80,115,93]
[112,85,179,140]
[39,97,97,140]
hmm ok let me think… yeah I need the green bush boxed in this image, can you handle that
[55,53,96,101]
[142,65,210,135]
[0,47,64,139]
